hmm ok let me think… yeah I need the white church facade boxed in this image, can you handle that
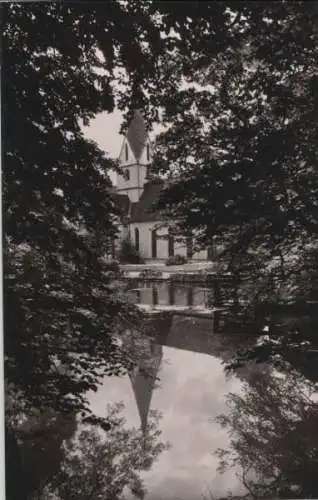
[115,110,213,261]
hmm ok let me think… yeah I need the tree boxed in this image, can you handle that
[153,2,318,290]
[10,412,77,500]
[149,1,318,381]
[40,402,170,500]
[215,371,318,498]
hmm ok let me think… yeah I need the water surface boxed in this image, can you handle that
[89,281,260,499]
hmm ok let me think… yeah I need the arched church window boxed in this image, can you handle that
[125,143,129,161]
[186,235,193,259]
[151,229,157,259]
[134,227,140,252]
[168,228,174,257]
[146,143,150,161]
[124,169,130,181]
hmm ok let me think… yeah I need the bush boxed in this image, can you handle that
[118,238,144,264]
[102,258,120,271]
[165,254,188,266]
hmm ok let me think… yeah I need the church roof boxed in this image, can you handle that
[126,109,148,161]
[130,180,164,222]
[114,180,165,223]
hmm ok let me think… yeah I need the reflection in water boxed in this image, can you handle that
[215,370,318,499]
[187,286,193,307]
[89,311,247,498]
[127,281,211,308]
[152,286,159,306]
[129,339,163,434]
[126,313,268,438]
[40,402,170,500]
[169,284,175,306]
[89,279,318,499]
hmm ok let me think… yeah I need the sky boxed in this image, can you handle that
[84,110,124,160]
[83,111,123,185]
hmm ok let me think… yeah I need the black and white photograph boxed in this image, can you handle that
[2,1,318,499]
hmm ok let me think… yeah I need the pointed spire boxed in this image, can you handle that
[129,342,162,434]
[126,109,147,161]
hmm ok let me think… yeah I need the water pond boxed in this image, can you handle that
[88,279,317,499]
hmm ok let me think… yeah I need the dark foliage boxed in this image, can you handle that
[216,371,318,498]
[153,2,318,285]
[118,238,144,264]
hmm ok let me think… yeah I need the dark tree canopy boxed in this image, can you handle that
[154,1,318,282]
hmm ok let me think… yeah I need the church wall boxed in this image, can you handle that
[129,221,208,261]
[163,233,208,260]
[129,221,167,260]
[172,238,187,258]
[193,248,208,260]
[156,225,170,260]
[115,222,209,261]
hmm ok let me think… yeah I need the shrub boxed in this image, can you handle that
[165,254,188,266]
[102,258,120,271]
[118,238,144,264]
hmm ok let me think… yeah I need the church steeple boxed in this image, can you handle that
[126,109,147,161]
[117,109,152,203]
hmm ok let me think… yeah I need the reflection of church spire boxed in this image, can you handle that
[129,340,163,434]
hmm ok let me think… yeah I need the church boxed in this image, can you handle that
[114,110,213,261]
